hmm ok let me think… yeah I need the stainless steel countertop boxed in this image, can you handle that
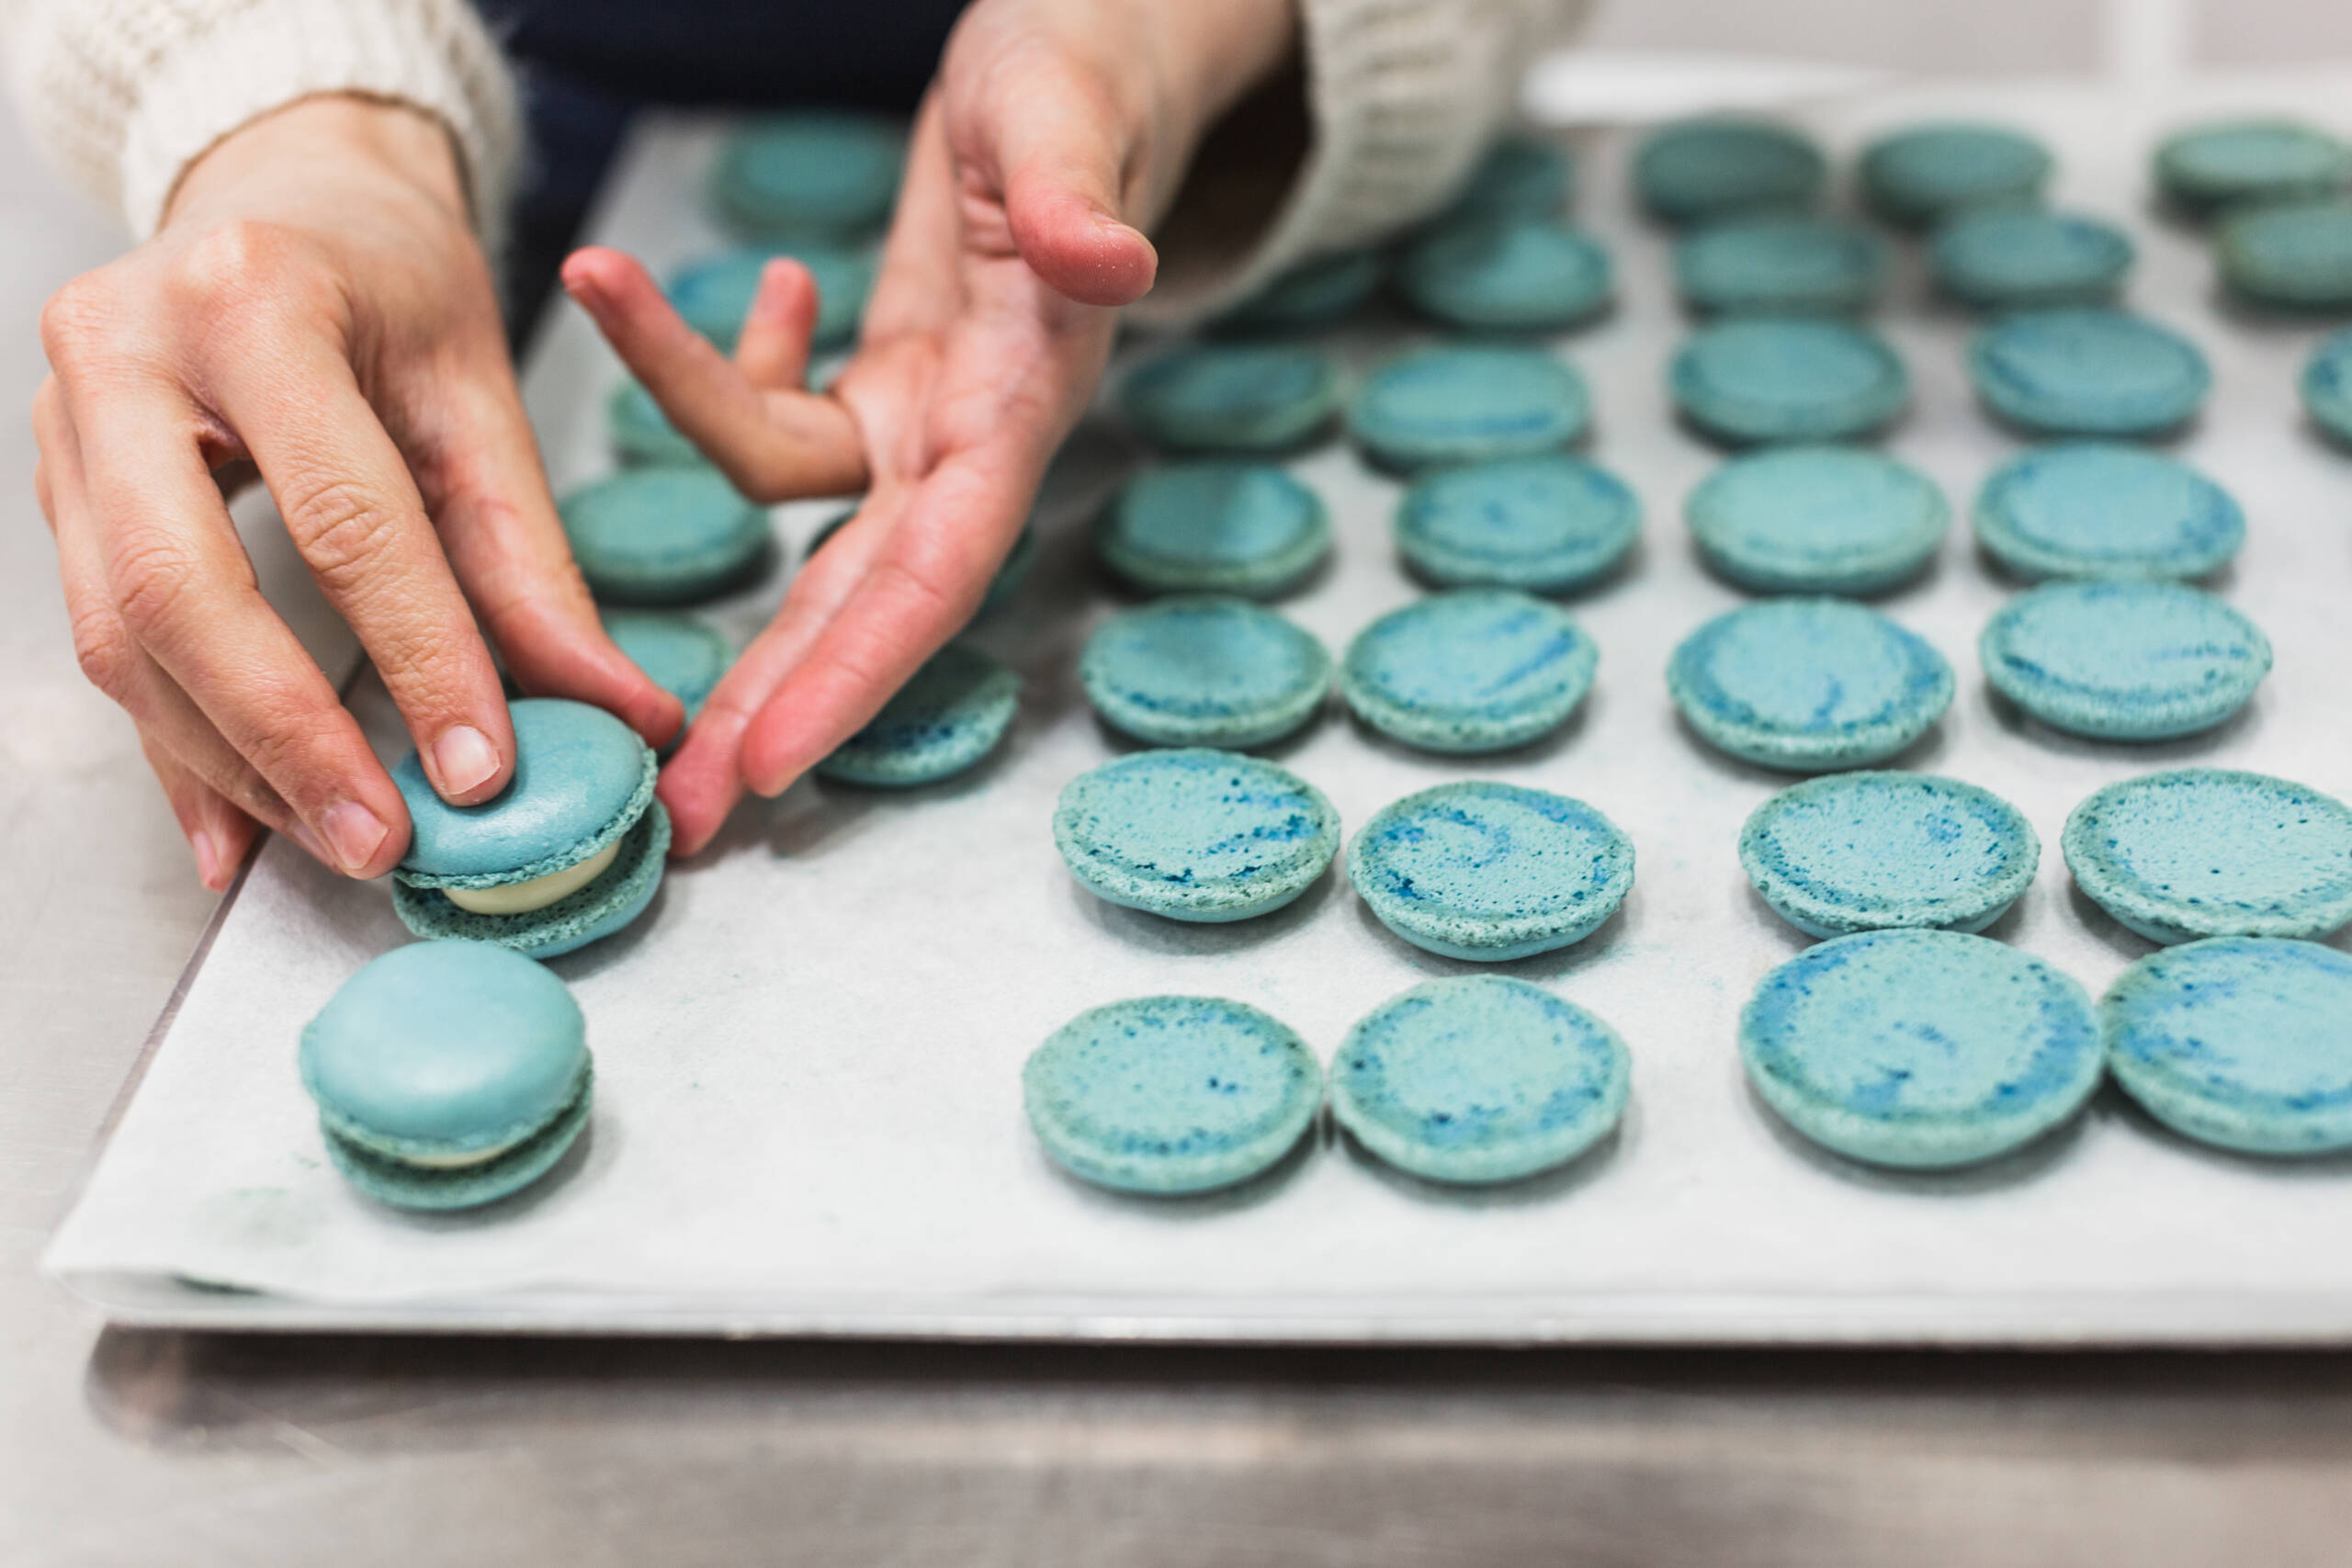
[5,107,2352,1568]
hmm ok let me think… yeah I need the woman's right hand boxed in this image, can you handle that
[34,93,682,891]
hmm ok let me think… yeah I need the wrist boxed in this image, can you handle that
[165,94,469,230]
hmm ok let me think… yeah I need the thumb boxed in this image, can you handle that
[981,68,1159,308]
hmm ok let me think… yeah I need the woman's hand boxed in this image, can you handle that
[563,0,1295,856]
[35,95,682,890]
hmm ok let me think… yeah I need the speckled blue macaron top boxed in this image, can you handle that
[1348,782,1634,962]
[1023,996,1321,1194]
[1968,309,2211,437]
[1973,443,2243,581]
[1740,929,2100,1169]
[1330,976,1630,1184]
[602,611,732,731]
[2103,938,2352,1156]
[1740,772,2040,939]
[666,244,871,352]
[2156,119,2347,214]
[1212,249,1384,334]
[560,466,772,606]
[1668,599,1953,772]
[1054,749,1340,923]
[1349,346,1589,469]
[2218,200,2352,310]
[2063,770,2352,945]
[1079,597,1331,750]
[1395,216,1613,333]
[606,379,700,467]
[1686,446,1948,595]
[1120,344,1342,453]
[1928,209,2134,310]
[394,699,656,889]
[817,644,1020,787]
[1340,590,1598,754]
[2301,328,2352,444]
[1860,122,2052,227]
[1096,462,1330,597]
[1674,217,1888,316]
[707,111,904,239]
[1394,456,1639,592]
[1634,118,1826,225]
[1452,138,1574,218]
[1670,318,1909,445]
[1981,581,2271,740]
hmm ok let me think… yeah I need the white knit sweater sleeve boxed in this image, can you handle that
[0,0,519,237]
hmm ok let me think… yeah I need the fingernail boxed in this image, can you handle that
[190,830,222,889]
[433,725,501,797]
[319,800,390,875]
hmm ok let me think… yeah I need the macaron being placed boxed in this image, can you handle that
[1740,930,2100,1169]
[1860,122,2053,229]
[2301,327,2352,446]
[1393,456,1640,592]
[1349,781,1634,961]
[1739,772,2040,939]
[1980,581,2271,740]
[1340,590,1597,754]
[2062,769,2352,944]
[816,644,1020,786]
[1634,118,1826,226]
[2103,939,2352,1156]
[707,111,905,241]
[2155,118,2348,218]
[1668,599,1953,773]
[665,245,871,353]
[300,941,594,1211]
[2217,199,2352,310]
[1330,976,1631,1185]
[1095,462,1330,597]
[1349,345,1590,469]
[1972,443,2244,581]
[560,466,772,606]
[1054,749,1340,922]
[1669,318,1909,446]
[606,380,700,467]
[1674,216,1888,316]
[600,610,732,750]
[1928,209,2134,310]
[1394,216,1613,333]
[1685,446,1948,595]
[1079,597,1331,749]
[1023,996,1321,1194]
[1212,249,1385,334]
[1967,308,2211,437]
[1120,344,1342,454]
[390,699,668,960]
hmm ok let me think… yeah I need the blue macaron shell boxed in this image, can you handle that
[707,111,904,240]
[394,698,655,887]
[1340,590,1598,754]
[1634,118,1826,225]
[666,245,871,353]
[2156,119,2348,216]
[1981,580,2271,740]
[1740,929,2101,1169]
[1023,995,1322,1194]
[2218,200,2352,310]
[1928,209,2135,310]
[1349,782,1634,962]
[2302,328,2352,444]
[2102,938,2352,1156]
[1212,249,1385,334]
[1096,462,1331,597]
[601,611,732,730]
[560,466,773,606]
[391,804,671,961]
[1968,309,2211,437]
[1330,976,1631,1184]
[1686,446,1948,595]
[1452,138,1574,219]
[1394,456,1640,592]
[1861,123,2053,228]
[606,380,702,467]
[1674,217,1888,316]
[1973,443,2243,581]
[1739,772,2040,939]
[816,644,1021,787]
[1053,748,1340,922]
[1395,216,1613,333]
[2063,769,2352,944]
[1079,597,1331,749]
[1349,346,1590,469]
[1670,318,1909,445]
[1668,599,1953,772]
[1120,344,1342,453]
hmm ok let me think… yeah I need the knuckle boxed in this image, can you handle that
[172,219,311,310]
[67,604,138,701]
[108,529,203,641]
[276,471,404,591]
[39,273,122,369]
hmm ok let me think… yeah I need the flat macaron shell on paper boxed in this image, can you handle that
[560,466,772,606]
[1349,345,1590,470]
[1668,598,1953,773]
[1670,318,1909,446]
[390,699,667,960]
[1023,996,1321,1194]
[599,611,732,739]
[707,110,904,240]
[1349,781,1634,962]
[2301,328,2352,445]
[665,244,871,353]
[1674,217,1888,316]
[2062,769,2352,944]
[2102,939,2352,1156]
[300,941,594,1211]
[1340,590,1598,754]
[1394,456,1639,593]
[2156,119,2348,216]
[1330,976,1631,1185]
[1394,216,1613,333]
[1980,581,2271,740]
[2218,200,2352,310]
[1685,446,1948,596]
[816,643,1020,787]
[1096,462,1331,597]
[1211,249,1385,335]
[1740,773,2040,939]
[1967,309,2211,438]
[1054,748,1340,922]
[1079,597,1331,750]
[1450,137,1574,219]
[1633,118,1826,226]
[1928,209,2134,310]
[1120,344,1342,454]
[1860,122,2053,229]
[1740,929,2101,1169]
[1972,443,2243,581]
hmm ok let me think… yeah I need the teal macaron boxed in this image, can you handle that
[1686,446,1948,596]
[1860,122,2053,229]
[1394,215,1613,333]
[1349,345,1590,470]
[1079,597,1330,749]
[1674,216,1889,316]
[1928,209,2134,310]
[1054,749,1339,922]
[606,380,701,468]
[2301,327,2352,446]
[300,941,594,1211]
[1668,599,1953,773]
[2217,199,2352,311]
[1023,996,1321,1194]
[1739,772,2040,939]
[707,110,905,241]
[1394,456,1639,593]
[1340,590,1597,754]
[1972,443,2244,581]
[1094,462,1331,597]
[1349,781,1634,962]
[1120,344,1342,454]
[1452,137,1575,219]
[1967,308,2211,438]
[1329,976,1630,1185]
[600,610,732,748]
[560,466,773,606]
[1669,318,1909,446]
[1980,581,2271,740]
[1211,249,1385,335]
[2103,939,2352,1156]
[1634,118,1826,226]
[1740,929,2100,1169]
[666,244,871,353]
[2155,119,2348,218]
[390,699,667,960]
[2063,769,2352,945]
[816,644,1020,787]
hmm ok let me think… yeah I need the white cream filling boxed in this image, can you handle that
[441,839,621,916]
[401,1138,526,1169]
